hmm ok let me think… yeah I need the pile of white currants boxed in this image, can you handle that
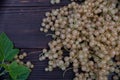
[40,0,120,80]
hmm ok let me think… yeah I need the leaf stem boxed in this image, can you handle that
[0,70,7,76]
[63,67,73,77]
[28,50,42,55]
[0,59,4,71]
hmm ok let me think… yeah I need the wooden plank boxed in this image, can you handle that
[0,6,61,13]
[0,0,70,7]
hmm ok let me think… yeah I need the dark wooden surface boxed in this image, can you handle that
[0,0,75,80]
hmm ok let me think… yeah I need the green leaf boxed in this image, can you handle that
[0,32,19,61]
[0,32,31,80]
[8,61,30,80]
[5,49,19,61]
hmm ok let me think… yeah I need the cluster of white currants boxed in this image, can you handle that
[50,0,81,4]
[50,0,60,4]
[40,0,120,80]
[15,52,34,69]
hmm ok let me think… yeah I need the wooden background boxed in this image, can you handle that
[0,0,80,80]
[0,0,118,80]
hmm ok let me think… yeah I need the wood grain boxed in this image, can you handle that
[0,0,70,7]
